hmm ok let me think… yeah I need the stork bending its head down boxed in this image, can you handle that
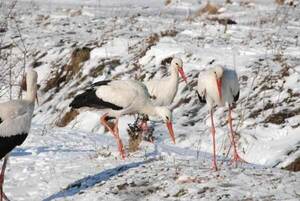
[69,80,175,159]
[197,65,243,171]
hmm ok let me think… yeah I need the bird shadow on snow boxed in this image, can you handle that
[43,158,156,201]
[10,148,32,157]
[11,146,94,157]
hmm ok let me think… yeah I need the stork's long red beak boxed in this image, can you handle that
[178,67,188,84]
[216,78,222,100]
[166,120,175,144]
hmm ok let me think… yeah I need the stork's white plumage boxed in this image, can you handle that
[69,80,176,159]
[0,68,38,201]
[197,66,242,171]
[137,58,187,133]
[144,57,187,106]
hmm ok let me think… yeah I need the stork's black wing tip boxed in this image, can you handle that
[196,91,206,104]
[69,88,123,110]
[69,89,95,109]
[234,91,240,102]
[92,80,112,87]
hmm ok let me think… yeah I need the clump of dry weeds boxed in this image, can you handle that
[56,109,79,127]
[195,2,219,16]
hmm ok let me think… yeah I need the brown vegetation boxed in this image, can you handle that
[56,109,79,127]
[195,2,219,16]
[43,65,67,92]
[160,29,178,37]
[127,125,143,152]
[66,47,91,76]
[284,157,300,171]
[43,47,91,93]
[275,0,285,5]
[89,59,120,78]
[165,0,172,6]
[264,108,300,125]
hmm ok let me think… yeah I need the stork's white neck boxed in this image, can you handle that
[24,86,36,103]
[24,73,37,103]
[168,64,180,88]
[169,64,179,78]
[140,103,157,117]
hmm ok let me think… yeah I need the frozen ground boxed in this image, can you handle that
[4,125,300,201]
[0,0,300,200]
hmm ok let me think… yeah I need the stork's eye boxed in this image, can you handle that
[166,116,169,121]
[175,63,178,65]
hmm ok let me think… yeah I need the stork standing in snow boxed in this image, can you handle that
[0,68,38,201]
[197,66,243,171]
[69,80,175,159]
[138,58,187,131]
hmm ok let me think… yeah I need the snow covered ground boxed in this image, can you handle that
[0,0,300,200]
[5,125,300,201]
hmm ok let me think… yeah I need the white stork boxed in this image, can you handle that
[144,57,187,106]
[138,57,187,131]
[69,80,175,159]
[0,68,38,201]
[197,65,243,171]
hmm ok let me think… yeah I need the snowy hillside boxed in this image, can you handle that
[0,0,300,200]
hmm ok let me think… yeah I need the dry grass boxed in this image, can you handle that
[89,59,120,78]
[128,134,142,153]
[160,29,178,37]
[195,2,219,16]
[165,0,172,6]
[239,0,255,7]
[56,109,79,127]
[43,47,91,92]
[284,157,300,172]
[67,47,91,76]
[145,33,160,46]
[127,126,143,153]
[43,66,66,92]
[208,17,237,25]
[263,108,300,125]
[275,0,285,5]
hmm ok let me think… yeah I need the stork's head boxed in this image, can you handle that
[212,66,224,99]
[155,107,175,144]
[171,57,187,83]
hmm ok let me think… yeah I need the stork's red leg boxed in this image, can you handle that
[113,118,125,159]
[228,106,246,166]
[100,114,125,159]
[100,114,114,134]
[0,155,10,201]
[210,110,218,171]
